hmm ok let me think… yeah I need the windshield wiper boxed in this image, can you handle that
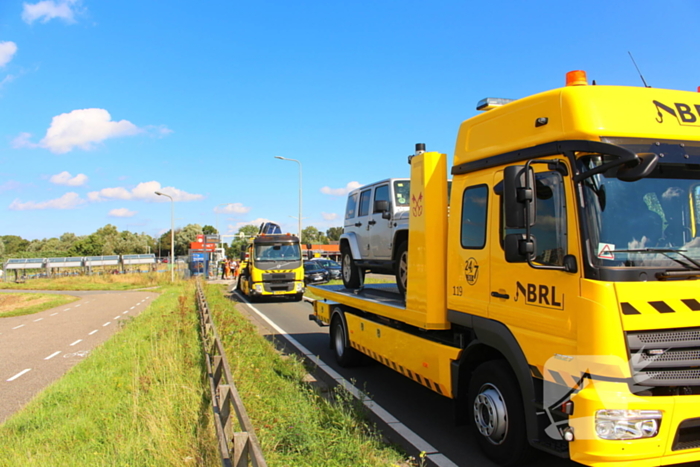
[613,248,700,278]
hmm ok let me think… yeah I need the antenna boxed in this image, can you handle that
[628,51,650,88]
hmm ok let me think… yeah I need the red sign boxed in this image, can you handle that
[196,234,204,242]
[190,242,216,251]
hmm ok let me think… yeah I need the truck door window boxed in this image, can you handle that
[358,189,371,217]
[504,171,567,266]
[461,184,488,249]
[345,193,358,219]
[373,185,389,212]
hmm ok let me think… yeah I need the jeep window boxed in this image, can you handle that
[358,189,371,217]
[373,184,389,212]
[394,181,410,206]
[461,185,488,249]
[345,192,358,219]
[503,171,567,266]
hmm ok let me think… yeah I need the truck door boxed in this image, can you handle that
[489,164,579,361]
[447,173,492,319]
[369,183,393,260]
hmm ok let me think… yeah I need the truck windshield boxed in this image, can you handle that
[254,243,301,261]
[578,137,700,271]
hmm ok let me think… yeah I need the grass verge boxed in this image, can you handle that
[0,280,218,467]
[0,272,167,291]
[204,282,408,467]
[0,293,79,318]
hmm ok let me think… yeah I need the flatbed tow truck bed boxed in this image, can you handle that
[308,283,405,315]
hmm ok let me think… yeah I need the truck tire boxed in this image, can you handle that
[341,245,363,289]
[467,360,534,466]
[331,315,362,367]
[395,241,408,297]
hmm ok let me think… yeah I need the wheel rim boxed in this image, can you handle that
[473,383,508,445]
[342,253,352,282]
[333,322,345,357]
[398,250,408,290]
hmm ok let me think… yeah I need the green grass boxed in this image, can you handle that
[0,280,219,467]
[205,283,408,466]
[0,272,169,291]
[0,293,79,318]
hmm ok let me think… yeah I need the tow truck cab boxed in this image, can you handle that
[312,71,700,466]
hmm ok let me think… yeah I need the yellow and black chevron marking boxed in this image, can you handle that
[350,341,446,395]
[529,364,585,390]
[621,299,700,315]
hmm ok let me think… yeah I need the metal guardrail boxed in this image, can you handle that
[195,280,267,467]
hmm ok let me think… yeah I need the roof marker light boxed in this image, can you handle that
[566,70,588,86]
[476,97,516,111]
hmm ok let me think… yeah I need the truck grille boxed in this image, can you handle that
[262,273,295,282]
[627,327,700,388]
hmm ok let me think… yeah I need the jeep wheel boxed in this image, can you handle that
[395,241,408,297]
[341,245,363,289]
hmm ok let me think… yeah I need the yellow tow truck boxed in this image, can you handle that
[310,71,700,466]
[237,222,304,301]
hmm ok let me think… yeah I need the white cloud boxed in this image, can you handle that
[0,42,17,67]
[9,192,84,210]
[0,180,22,192]
[321,212,338,221]
[320,181,361,197]
[88,181,204,203]
[49,171,87,186]
[214,203,251,214]
[22,0,81,24]
[109,208,136,218]
[13,108,147,154]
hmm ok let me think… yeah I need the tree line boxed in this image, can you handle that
[0,224,343,262]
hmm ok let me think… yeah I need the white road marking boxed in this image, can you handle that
[114,316,121,320]
[70,339,82,346]
[103,322,111,327]
[7,369,31,381]
[123,311,129,314]
[45,351,61,360]
[130,306,135,310]
[50,313,58,316]
[33,318,43,322]
[74,304,80,307]
[64,308,71,311]
[89,330,98,335]
[12,324,25,330]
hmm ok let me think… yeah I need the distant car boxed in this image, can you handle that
[308,258,341,280]
[303,261,330,285]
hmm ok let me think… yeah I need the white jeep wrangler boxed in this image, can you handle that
[339,178,411,296]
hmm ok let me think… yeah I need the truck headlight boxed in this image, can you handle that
[296,282,304,292]
[595,410,662,440]
[254,284,263,293]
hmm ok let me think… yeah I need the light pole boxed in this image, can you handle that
[274,156,302,240]
[155,191,175,282]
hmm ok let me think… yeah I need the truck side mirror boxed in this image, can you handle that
[374,200,391,219]
[504,165,536,229]
[505,234,536,262]
[616,152,658,182]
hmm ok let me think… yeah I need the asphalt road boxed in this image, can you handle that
[0,289,155,423]
[228,289,578,467]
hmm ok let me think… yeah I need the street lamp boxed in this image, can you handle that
[274,156,302,240]
[155,191,175,282]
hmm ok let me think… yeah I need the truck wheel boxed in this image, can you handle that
[395,241,408,297]
[341,246,363,289]
[331,315,361,367]
[467,360,534,466]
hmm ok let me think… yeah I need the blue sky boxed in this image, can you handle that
[1,0,699,241]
